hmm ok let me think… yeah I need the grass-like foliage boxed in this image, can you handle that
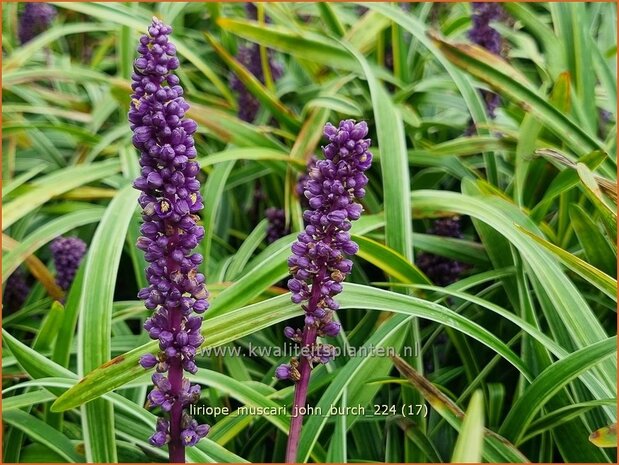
[2,2,617,463]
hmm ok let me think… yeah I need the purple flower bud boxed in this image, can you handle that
[321,321,341,337]
[149,430,169,447]
[275,364,292,380]
[284,326,296,339]
[195,424,210,437]
[140,353,158,369]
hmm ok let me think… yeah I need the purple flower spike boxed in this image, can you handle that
[129,17,209,461]
[282,120,373,462]
[468,2,507,118]
[229,5,282,123]
[265,207,290,244]
[229,44,283,122]
[18,3,57,44]
[417,217,466,286]
[3,268,30,313]
[50,237,87,291]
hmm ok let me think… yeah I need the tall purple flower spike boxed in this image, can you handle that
[50,236,87,291]
[278,120,372,462]
[129,17,209,462]
[18,3,57,44]
[468,2,505,118]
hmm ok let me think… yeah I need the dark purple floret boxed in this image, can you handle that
[180,413,210,447]
[417,217,465,287]
[129,17,209,458]
[50,237,87,291]
[3,268,30,313]
[265,208,290,244]
[149,418,170,447]
[229,44,283,122]
[468,2,506,118]
[275,363,293,380]
[18,2,57,44]
[430,217,463,238]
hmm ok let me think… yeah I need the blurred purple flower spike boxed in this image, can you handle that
[50,236,86,291]
[19,3,57,44]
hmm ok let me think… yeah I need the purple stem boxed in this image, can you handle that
[285,325,316,463]
[168,354,185,463]
[167,232,185,463]
[285,269,326,463]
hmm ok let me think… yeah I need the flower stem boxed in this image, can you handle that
[168,305,185,463]
[285,270,324,463]
[285,325,316,463]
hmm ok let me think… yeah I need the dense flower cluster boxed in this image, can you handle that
[50,237,87,291]
[276,120,372,380]
[417,217,466,287]
[18,2,57,44]
[265,208,290,244]
[129,18,209,455]
[3,268,30,313]
[469,2,505,118]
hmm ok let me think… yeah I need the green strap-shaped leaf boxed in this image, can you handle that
[52,283,531,412]
[3,410,84,463]
[353,235,430,285]
[77,185,138,462]
[2,207,104,280]
[2,159,119,229]
[392,356,527,462]
[500,337,617,444]
[412,188,616,397]
[451,390,485,463]
[430,34,603,156]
